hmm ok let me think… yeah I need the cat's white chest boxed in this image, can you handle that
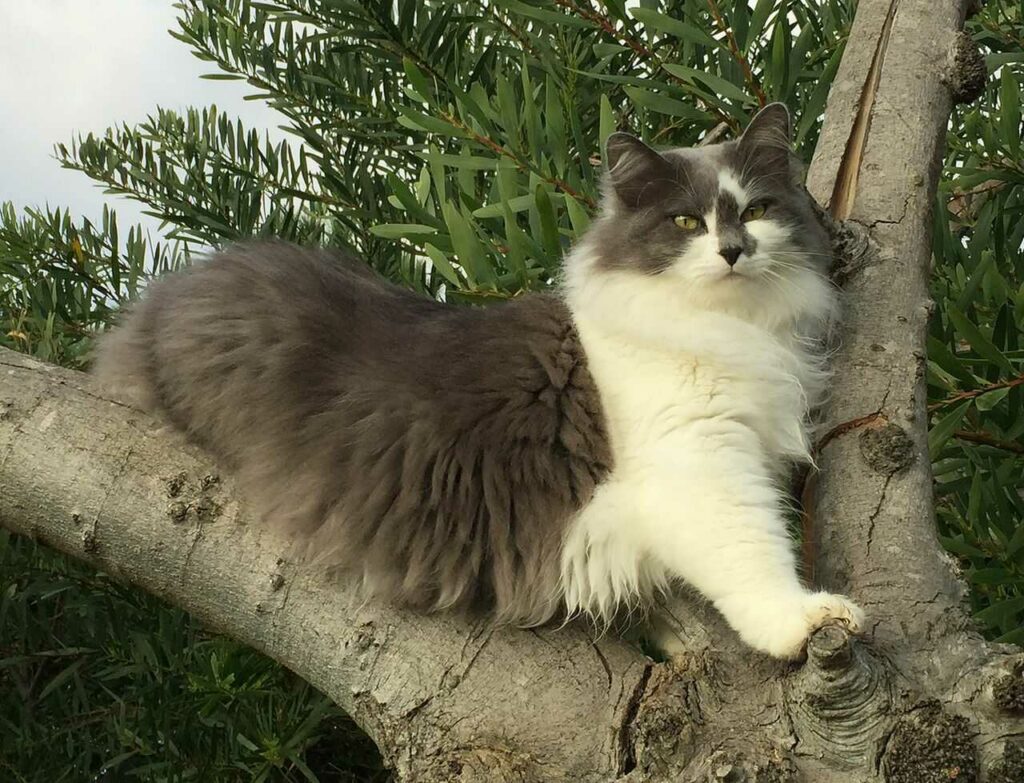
[575,315,812,471]
[558,312,819,618]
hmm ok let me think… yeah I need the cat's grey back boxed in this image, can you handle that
[94,242,612,624]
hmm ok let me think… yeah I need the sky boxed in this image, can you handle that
[0,0,284,235]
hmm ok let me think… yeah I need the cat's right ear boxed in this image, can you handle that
[604,133,668,209]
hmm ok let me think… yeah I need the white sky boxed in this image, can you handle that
[0,0,284,235]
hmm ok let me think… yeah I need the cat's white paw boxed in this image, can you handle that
[804,591,864,637]
[729,591,865,660]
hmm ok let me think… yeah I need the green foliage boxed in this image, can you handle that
[930,1,1024,645]
[0,532,387,782]
[0,202,183,367]
[0,1,1021,780]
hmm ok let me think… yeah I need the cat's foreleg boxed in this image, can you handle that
[642,446,863,660]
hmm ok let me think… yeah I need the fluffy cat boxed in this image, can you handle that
[94,103,863,659]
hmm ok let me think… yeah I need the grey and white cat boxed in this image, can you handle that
[95,103,863,659]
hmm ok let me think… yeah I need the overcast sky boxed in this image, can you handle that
[0,0,284,235]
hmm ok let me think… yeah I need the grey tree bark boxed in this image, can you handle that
[1,1,1022,781]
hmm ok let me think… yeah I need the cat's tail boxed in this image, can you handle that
[91,295,161,413]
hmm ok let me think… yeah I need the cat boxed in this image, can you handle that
[94,103,863,659]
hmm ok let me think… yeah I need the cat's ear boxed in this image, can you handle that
[740,102,792,148]
[604,132,669,209]
[738,103,792,175]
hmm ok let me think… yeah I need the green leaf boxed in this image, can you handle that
[402,57,434,103]
[623,86,705,120]
[745,0,775,53]
[999,69,1021,158]
[38,658,87,700]
[423,243,462,287]
[947,303,1015,374]
[975,387,1010,411]
[939,536,988,560]
[970,568,1020,586]
[599,93,615,148]
[493,0,592,28]
[441,202,494,286]
[368,223,438,239]
[628,8,719,48]
[473,194,544,219]
[397,106,467,137]
[544,74,567,172]
[533,184,562,261]
[929,400,972,459]
[986,52,1024,68]
[975,594,1024,627]
[662,64,754,106]
[565,196,591,238]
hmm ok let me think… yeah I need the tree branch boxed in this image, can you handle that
[806,0,977,648]
[0,348,647,782]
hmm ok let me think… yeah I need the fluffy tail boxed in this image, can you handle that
[91,298,160,412]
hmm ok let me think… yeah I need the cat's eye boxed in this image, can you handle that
[741,204,767,222]
[673,215,701,230]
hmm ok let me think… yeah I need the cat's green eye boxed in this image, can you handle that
[741,204,767,222]
[673,215,701,230]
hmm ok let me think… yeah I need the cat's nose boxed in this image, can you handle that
[719,246,742,267]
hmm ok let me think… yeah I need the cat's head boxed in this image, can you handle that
[568,104,833,331]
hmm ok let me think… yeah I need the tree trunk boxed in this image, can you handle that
[2,1,1022,781]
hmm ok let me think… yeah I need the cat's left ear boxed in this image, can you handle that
[738,103,792,175]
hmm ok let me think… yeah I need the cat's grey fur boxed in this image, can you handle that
[95,246,611,625]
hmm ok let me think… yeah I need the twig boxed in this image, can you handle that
[705,0,767,106]
[928,373,1024,411]
[815,411,886,453]
[553,0,655,59]
[953,429,1024,454]
[697,121,731,146]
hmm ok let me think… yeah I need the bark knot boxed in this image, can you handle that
[830,219,876,286]
[988,740,1024,783]
[164,471,224,525]
[992,660,1024,715]
[881,701,977,783]
[950,31,987,105]
[626,658,703,778]
[859,423,915,475]
[424,746,532,783]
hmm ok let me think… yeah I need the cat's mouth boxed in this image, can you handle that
[719,268,750,281]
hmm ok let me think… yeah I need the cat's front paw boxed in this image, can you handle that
[764,591,864,660]
[730,590,864,660]
[803,591,864,637]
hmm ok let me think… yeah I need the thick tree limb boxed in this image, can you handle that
[0,350,647,782]
[805,0,1009,719]
[3,1,1024,781]
[802,0,1024,774]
